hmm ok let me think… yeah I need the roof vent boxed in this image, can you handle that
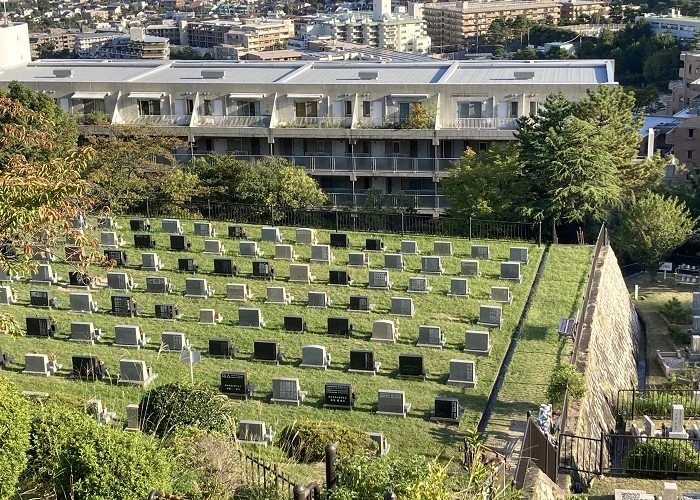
[53,68,74,78]
[201,69,226,79]
[514,71,535,80]
[359,71,379,80]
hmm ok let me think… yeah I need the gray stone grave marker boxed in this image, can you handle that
[30,264,60,285]
[296,228,317,245]
[377,389,410,417]
[225,283,251,301]
[69,292,98,313]
[239,241,262,257]
[447,278,469,297]
[500,261,522,282]
[490,286,512,304]
[509,246,529,264]
[643,415,656,437]
[266,286,292,305]
[421,256,444,275]
[161,332,189,352]
[368,270,392,290]
[400,240,419,254]
[447,359,477,388]
[310,244,333,264]
[70,322,101,343]
[203,240,225,255]
[407,276,431,293]
[471,245,490,259]
[199,309,223,324]
[371,319,397,342]
[118,359,157,387]
[126,404,139,431]
[23,353,60,376]
[289,264,315,283]
[391,297,415,316]
[239,308,265,328]
[477,305,503,328]
[162,219,183,234]
[114,325,148,349]
[300,344,331,369]
[348,252,370,267]
[0,285,16,305]
[261,226,282,242]
[308,291,331,308]
[274,244,296,261]
[146,276,172,294]
[184,278,213,298]
[271,377,307,406]
[384,253,404,271]
[433,241,453,256]
[460,260,480,277]
[107,272,134,291]
[194,221,215,237]
[141,253,164,271]
[417,325,445,348]
[464,330,492,356]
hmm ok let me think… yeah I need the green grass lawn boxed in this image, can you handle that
[1,218,546,477]
[485,245,593,456]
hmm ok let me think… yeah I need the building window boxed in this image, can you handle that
[344,100,352,116]
[689,150,694,159]
[398,102,411,121]
[317,141,325,153]
[296,101,318,118]
[690,128,695,138]
[363,100,371,117]
[509,101,519,118]
[138,99,160,116]
[458,101,482,118]
[203,99,214,116]
[238,101,257,116]
[185,99,194,115]
[393,141,401,154]
[529,101,539,116]
[82,99,105,114]
[478,142,487,152]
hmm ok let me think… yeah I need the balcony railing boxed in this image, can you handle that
[327,192,447,210]
[123,115,190,126]
[196,115,271,127]
[445,118,518,130]
[284,117,352,128]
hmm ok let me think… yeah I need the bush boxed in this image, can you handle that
[0,377,31,500]
[233,485,289,500]
[139,382,234,438]
[278,421,377,463]
[326,455,451,500]
[27,403,172,500]
[626,439,700,475]
[546,363,587,408]
[661,297,692,324]
[669,324,691,346]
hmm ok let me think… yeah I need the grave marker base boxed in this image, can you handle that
[429,408,464,425]
[377,403,411,418]
[271,391,307,406]
[117,373,157,387]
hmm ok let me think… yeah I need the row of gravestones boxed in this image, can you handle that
[13,305,499,347]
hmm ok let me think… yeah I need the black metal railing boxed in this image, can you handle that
[114,198,543,244]
[558,433,604,476]
[617,389,700,420]
[238,449,296,497]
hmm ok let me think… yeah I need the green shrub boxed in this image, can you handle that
[27,403,172,500]
[326,455,451,500]
[139,382,234,438]
[626,439,700,476]
[669,324,691,346]
[661,297,692,324]
[278,421,377,463]
[233,485,289,500]
[0,377,31,500]
[546,363,587,409]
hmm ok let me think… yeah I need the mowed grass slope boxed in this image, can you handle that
[0,219,543,463]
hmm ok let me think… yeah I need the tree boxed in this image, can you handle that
[615,192,698,280]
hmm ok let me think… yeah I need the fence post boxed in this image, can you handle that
[469,217,472,240]
[273,464,279,488]
[335,210,339,232]
[325,443,337,489]
[538,221,542,247]
[598,432,605,474]
[294,484,306,500]
[631,390,636,422]
[401,212,405,235]
[207,199,212,220]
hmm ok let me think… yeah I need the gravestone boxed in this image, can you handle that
[377,390,410,417]
[693,292,700,314]
[97,216,117,230]
[693,316,700,334]
[417,325,446,348]
[300,345,331,369]
[368,270,392,290]
[283,315,306,332]
[296,228,317,245]
[266,286,293,305]
[308,291,331,308]
[324,382,356,410]
[203,240,225,255]
[29,289,55,309]
[391,297,415,317]
[274,244,296,261]
[66,229,83,245]
[30,264,60,285]
[134,234,156,249]
[239,241,263,257]
[194,221,215,237]
[500,261,523,282]
[141,253,164,272]
[253,340,281,363]
[271,377,307,406]
[154,303,181,320]
[237,420,274,445]
[107,272,134,291]
[104,249,128,267]
[371,319,397,342]
[384,253,404,271]
[348,295,372,312]
[68,270,92,289]
[69,292,98,313]
[162,219,183,235]
[146,277,172,295]
[670,404,689,438]
[447,278,469,297]
[348,252,370,267]
[327,316,352,337]
[365,238,384,251]
[251,260,275,280]
[471,245,490,259]
[239,308,265,328]
[125,404,140,431]
[87,399,117,425]
[225,283,252,301]
[490,286,513,305]
[23,353,60,376]
[430,397,464,424]
[100,231,123,248]
[0,286,16,305]
[118,359,157,387]
[400,240,419,255]
[398,353,427,379]
[114,325,149,348]
[349,349,380,374]
[25,316,56,337]
[32,246,56,262]
[0,267,19,282]
[199,309,223,325]
[71,355,107,381]
[161,332,189,352]
[110,295,137,317]
[261,226,282,243]
[407,276,431,293]
[478,305,503,328]
[221,371,254,400]
[64,246,85,264]
[289,264,315,283]
[330,233,350,248]
[692,335,700,354]
[464,330,492,356]
[329,269,351,286]
[447,359,477,388]
[433,241,453,256]
[0,345,13,370]
[184,278,214,298]
[367,432,390,457]
[643,415,656,437]
[68,215,87,229]
[70,322,101,343]
[228,225,248,239]
[130,218,149,232]
[213,258,237,276]
[178,257,198,273]
[510,247,529,264]
[208,338,234,358]
[310,244,333,264]
[170,235,189,251]
[421,256,444,275]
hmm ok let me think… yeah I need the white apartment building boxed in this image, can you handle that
[640,10,700,40]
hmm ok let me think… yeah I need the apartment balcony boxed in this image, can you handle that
[123,115,190,126]
[444,118,518,130]
[282,117,352,128]
[196,115,271,127]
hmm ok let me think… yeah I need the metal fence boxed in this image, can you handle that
[617,389,700,420]
[238,450,296,498]
[116,198,543,243]
[515,417,559,488]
